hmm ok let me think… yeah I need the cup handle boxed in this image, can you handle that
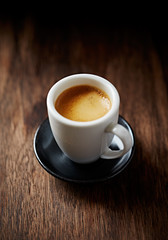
[101,123,133,159]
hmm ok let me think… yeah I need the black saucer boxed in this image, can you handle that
[33,116,135,183]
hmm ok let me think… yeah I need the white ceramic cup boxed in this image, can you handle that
[47,74,133,164]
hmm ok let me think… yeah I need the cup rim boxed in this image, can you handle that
[47,73,120,127]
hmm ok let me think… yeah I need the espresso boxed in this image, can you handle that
[55,85,112,122]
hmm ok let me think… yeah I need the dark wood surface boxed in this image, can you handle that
[0,15,168,240]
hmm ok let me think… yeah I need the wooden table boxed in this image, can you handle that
[0,15,168,240]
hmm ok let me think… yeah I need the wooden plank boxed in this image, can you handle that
[0,19,168,240]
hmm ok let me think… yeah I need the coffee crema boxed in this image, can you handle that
[55,85,112,122]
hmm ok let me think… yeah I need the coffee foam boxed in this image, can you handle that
[55,85,112,122]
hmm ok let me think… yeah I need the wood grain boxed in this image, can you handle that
[0,16,168,240]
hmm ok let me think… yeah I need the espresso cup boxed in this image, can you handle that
[47,74,133,164]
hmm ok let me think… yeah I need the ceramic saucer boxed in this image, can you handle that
[33,116,135,183]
